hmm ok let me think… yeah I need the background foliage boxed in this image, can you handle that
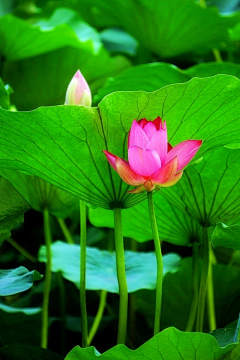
[1,0,240,359]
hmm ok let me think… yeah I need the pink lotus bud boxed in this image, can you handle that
[65,70,92,107]
[103,117,202,193]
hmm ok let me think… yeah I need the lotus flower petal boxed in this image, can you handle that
[138,118,148,128]
[128,120,148,149]
[115,157,145,186]
[103,151,128,171]
[147,126,168,164]
[128,146,161,176]
[127,185,145,193]
[159,170,183,187]
[151,156,178,184]
[166,140,202,171]
[152,116,163,130]
[65,70,91,106]
[142,121,157,139]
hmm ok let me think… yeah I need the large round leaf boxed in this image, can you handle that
[2,46,129,111]
[0,11,130,110]
[89,193,202,246]
[0,267,42,296]
[95,63,190,102]
[65,327,236,359]
[0,76,240,209]
[136,258,240,332]
[212,223,240,250]
[0,176,30,245]
[186,61,240,78]
[76,0,239,58]
[160,147,240,226]
[96,61,240,104]
[38,241,180,293]
[0,169,79,218]
[0,13,97,61]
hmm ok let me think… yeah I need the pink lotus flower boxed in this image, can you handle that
[65,70,92,107]
[103,117,202,193]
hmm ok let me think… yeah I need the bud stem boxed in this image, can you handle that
[80,200,88,347]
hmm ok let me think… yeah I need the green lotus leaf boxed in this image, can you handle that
[38,241,180,293]
[89,192,202,246]
[0,13,96,61]
[0,77,11,109]
[77,0,239,58]
[0,170,79,218]
[0,266,42,296]
[64,327,236,359]
[160,147,240,226]
[0,176,30,245]
[212,223,240,250]
[0,76,240,209]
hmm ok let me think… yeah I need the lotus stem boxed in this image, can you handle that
[147,191,163,335]
[88,290,107,345]
[196,227,209,332]
[7,237,37,262]
[41,208,52,349]
[113,207,128,344]
[185,240,199,332]
[207,244,217,331]
[58,272,66,355]
[80,200,88,347]
[57,217,75,244]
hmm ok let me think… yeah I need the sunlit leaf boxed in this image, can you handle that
[0,14,96,61]
[212,223,240,250]
[186,61,240,78]
[2,44,130,111]
[95,62,190,103]
[0,266,42,296]
[38,241,180,293]
[160,147,240,226]
[64,327,236,359]
[89,193,202,245]
[96,61,240,104]
[34,8,102,53]
[77,0,239,58]
[0,76,240,208]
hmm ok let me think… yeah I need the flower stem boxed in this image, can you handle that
[185,240,199,332]
[196,227,209,332]
[113,207,128,344]
[147,191,163,335]
[207,244,217,331]
[58,272,66,355]
[88,290,107,345]
[80,200,88,347]
[41,208,52,349]
[57,217,75,244]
